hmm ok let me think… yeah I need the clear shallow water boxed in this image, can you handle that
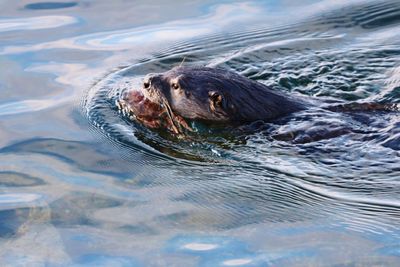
[1,0,400,266]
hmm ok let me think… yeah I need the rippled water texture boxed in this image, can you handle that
[1,0,400,266]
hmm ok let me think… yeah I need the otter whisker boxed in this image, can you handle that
[179,56,186,67]
[150,88,181,134]
[162,99,180,134]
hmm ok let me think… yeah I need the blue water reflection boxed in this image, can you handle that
[0,16,78,33]
[72,254,141,267]
[167,234,320,266]
[0,0,399,266]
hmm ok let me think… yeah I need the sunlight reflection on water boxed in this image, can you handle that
[0,0,399,266]
[0,15,78,32]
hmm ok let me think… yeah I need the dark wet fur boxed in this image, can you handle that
[139,66,306,124]
[120,66,398,143]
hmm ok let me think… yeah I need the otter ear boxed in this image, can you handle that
[209,91,224,109]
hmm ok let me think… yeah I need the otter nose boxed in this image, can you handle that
[143,78,151,89]
[143,73,162,90]
[143,74,155,90]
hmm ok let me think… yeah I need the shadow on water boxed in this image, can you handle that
[24,2,78,10]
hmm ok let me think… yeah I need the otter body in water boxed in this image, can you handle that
[117,66,398,137]
[117,66,306,134]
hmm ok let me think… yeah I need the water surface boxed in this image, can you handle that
[1,0,400,266]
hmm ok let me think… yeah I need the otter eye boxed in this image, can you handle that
[209,91,224,109]
[172,83,179,90]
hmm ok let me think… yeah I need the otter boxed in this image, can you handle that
[117,66,398,136]
[117,66,307,134]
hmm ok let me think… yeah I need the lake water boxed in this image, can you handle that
[1,0,400,266]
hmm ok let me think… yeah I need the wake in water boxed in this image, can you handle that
[85,0,400,238]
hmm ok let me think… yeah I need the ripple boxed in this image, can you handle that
[183,242,219,251]
[85,0,400,236]
[84,66,227,162]
[0,63,90,117]
[24,2,78,10]
[0,98,63,116]
[167,235,250,255]
[1,0,400,265]
[84,0,400,242]
[1,2,263,55]
[0,171,45,187]
[74,254,140,267]
[166,235,297,266]
[0,193,42,206]
[223,258,253,266]
[0,15,78,33]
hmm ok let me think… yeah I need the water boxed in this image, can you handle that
[1,0,400,266]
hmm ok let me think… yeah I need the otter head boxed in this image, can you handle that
[141,66,234,123]
[118,66,300,134]
[118,66,240,134]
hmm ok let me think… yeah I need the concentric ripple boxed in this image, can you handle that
[85,0,400,240]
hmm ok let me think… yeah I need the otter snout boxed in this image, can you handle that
[142,75,152,89]
[142,73,163,91]
[141,73,167,104]
[119,89,144,108]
